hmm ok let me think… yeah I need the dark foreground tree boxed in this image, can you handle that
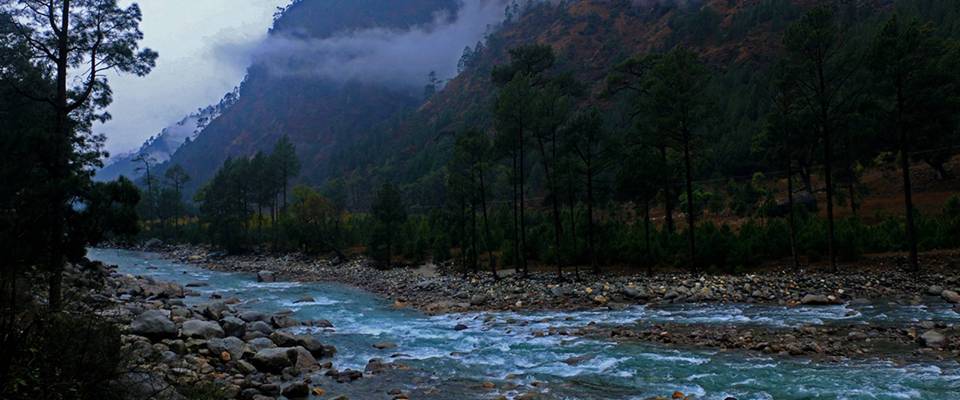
[3,0,157,310]
[370,183,407,267]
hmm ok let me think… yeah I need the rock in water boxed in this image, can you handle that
[920,330,946,348]
[800,294,833,305]
[130,310,177,339]
[181,319,225,339]
[256,270,276,283]
[942,290,960,304]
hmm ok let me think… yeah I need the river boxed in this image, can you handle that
[88,248,960,399]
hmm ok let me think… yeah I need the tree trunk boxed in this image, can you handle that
[586,158,597,276]
[48,0,72,312]
[898,88,919,272]
[518,131,528,277]
[660,145,675,234]
[536,136,564,281]
[823,125,837,272]
[682,131,696,273]
[478,163,498,280]
[787,160,799,272]
[643,199,652,276]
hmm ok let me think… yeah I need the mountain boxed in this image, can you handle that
[96,88,239,182]
[155,0,460,194]
[151,0,958,206]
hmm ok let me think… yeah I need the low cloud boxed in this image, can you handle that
[239,0,508,87]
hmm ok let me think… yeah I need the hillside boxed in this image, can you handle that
[155,0,959,208]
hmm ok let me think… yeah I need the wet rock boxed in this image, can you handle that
[942,290,960,304]
[470,294,489,306]
[207,337,246,360]
[800,294,833,305]
[294,296,314,304]
[252,347,297,372]
[621,287,648,300]
[256,270,275,283]
[130,310,177,339]
[143,238,164,250]
[269,331,298,347]
[454,323,468,331]
[181,319,225,339]
[919,330,946,348]
[294,334,336,358]
[281,382,310,399]
[220,316,246,338]
[373,341,396,350]
[928,285,944,296]
[563,354,595,365]
[238,310,268,323]
[247,337,277,352]
[246,320,273,336]
[365,358,388,374]
[335,369,363,383]
[200,301,229,320]
[271,315,300,329]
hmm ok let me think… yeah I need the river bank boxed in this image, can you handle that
[135,243,960,364]
[86,247,960,399]
[152,244,960,315]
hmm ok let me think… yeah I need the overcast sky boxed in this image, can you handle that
[98,0,288,155]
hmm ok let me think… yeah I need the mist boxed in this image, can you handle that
[241,0,508,87]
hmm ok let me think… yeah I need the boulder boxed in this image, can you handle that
[238,310,268,323]
[207,337,246,360]
[621,287,648,300]
[269,331,298,347]
[181,319,225,339]
[294,296,314,304]
[291,346,319,371]
[246,337,277,352]
[800,294,833,305]
[281,382,310,399]
[942,290,960,304]
[143,238,163,250]
[200,301,229,320]
[246,321,273,335]
[294,334,336,358]
[271,315,300,329]
[220,316,246,338]
[469,294,489,306]
[373,341,396,350]
[365,358,388,374]
[130,310,177,339]
[256,271,276,283]
[454,323,468,331]
[920,330,946,348]
[928,285,945,296]
[252,347,297,373]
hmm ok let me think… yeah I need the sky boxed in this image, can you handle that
[98,0,288,155]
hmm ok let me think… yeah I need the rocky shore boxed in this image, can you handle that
[575,321,960,363]
[156,244,960,315]
[73,258,419,400]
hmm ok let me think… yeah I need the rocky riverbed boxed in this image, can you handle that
[155,244,960,315]
[83,247,960,399]
[73,258,427,400]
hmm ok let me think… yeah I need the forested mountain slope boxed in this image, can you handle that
[162,0,959,207]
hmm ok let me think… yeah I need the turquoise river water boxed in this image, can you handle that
[88,248,960,400]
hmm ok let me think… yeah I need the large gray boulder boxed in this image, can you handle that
[246,337,277,352]
[920,330,946,348]
[199,301,229,320]
[942,290,960,304]
[252,347,297,373]
[220,316,246,338]
[181,319,224,339]
[800,294,834,305]
[130,310,177,339]
[294,334,336,359]
[207,337,246,360]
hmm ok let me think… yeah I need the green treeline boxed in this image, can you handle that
[144,6,960,278]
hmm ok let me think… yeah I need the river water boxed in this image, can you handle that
[88,248,960,400]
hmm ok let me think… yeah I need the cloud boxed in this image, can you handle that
[238,0,508,87]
